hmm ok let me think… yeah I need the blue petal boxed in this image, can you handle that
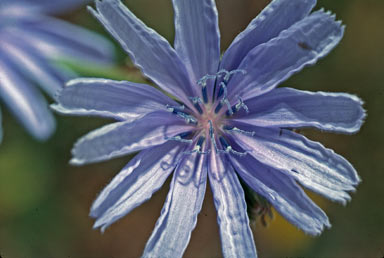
[18,16,115,65]
[90,0,195,105]
[230,154,331,236]
[5,0,91,14]
[221,0,316,71]
[70,111,194,165]
[52,78,178,121]
[233,128,360,204]
[234,88,365,134]
[143,152,207,257]
[91,141,185,232]
[173,0,220,99]
[208,141,227,180]
[0,54,55,140]
[208,157,257,258]
[1,34,66,98]
[227,9,344,101]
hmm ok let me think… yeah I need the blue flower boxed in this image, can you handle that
[53,0,365,257]
[0,0,114,141]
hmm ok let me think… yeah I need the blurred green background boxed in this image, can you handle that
[1,0,383,257]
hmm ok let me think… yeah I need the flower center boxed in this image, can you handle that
[197,103,222,133]
[166,69,251,156]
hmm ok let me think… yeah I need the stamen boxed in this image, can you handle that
[225,107,235,116]
[218,136,248,156]
[189,97,203,114]
[214,102,223,114]
[215,82,233,115]
[166,104,197,124]
[208,121,250,156]
[235,96,249,113]
[197,135,205,146]
[179,131,193,138]
[175,111,198,124]
[197,70,246,104]
[197,76,213,104]
[202,86,208,103]
[166,104,184,113]
[208,120,219,152]
[198,75,215,104]
[226,96,249,116]
[199,70,247,97]
[166,132,194,143]
[217,82,226,99]
[223,126,255,136]
[221,98,233,116]
[189,97,203,104]
[183,136,210,155]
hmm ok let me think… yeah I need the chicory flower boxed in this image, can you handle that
[0,0,114,141]
[53,0,365,257]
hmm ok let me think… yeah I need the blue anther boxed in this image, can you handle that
[217,82,227,99]
[166,132,193,143]
[197,136,205,147]
[214,102,223,114]
[219,136,230,148]
[166,104,196,123]
[208,120,220,152]
[189,97,204,114]
[226,107,236,116]
[198,70,234,103]
[198,69,247,105]
[218,136,248,157]
[166,131,193,143]
[189,97,203,104]
[215,82,233,115]
[166,104,185,112]
[195,103,203,114]
[183,136,210,155]
[202,86,208,103]
[174,111,198,124]
[197,75,213,103]
[221,98,233,116]
[208,120,214,138]
[223,125,234,130]
[179,131,192,138]
[217,84,225,99]
[225,96,249,116]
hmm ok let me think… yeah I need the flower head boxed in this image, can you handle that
[54,0,365,257]
[0,0,114,141]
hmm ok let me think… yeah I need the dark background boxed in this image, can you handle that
[0,0,383,257]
